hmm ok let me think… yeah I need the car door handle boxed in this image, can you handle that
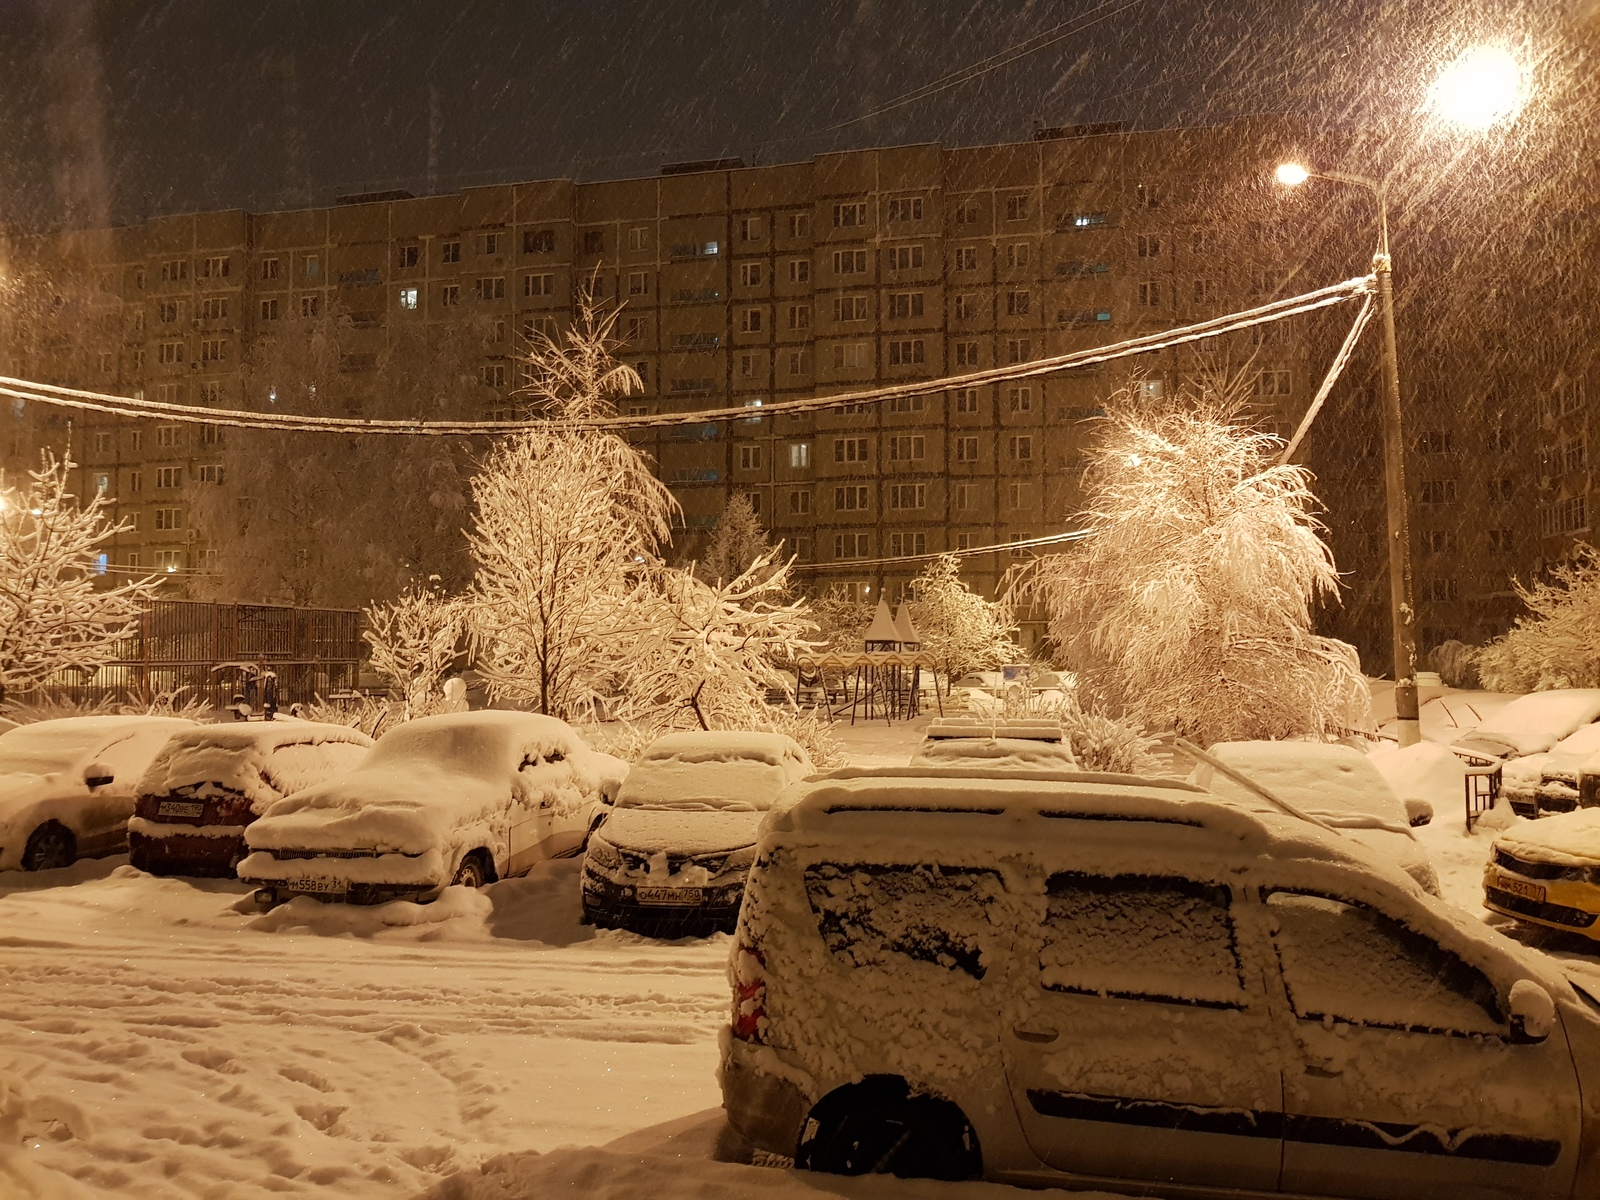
[1013,1028,1059,1044]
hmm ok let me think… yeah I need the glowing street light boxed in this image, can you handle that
[1429,46,1526,131]
[1274,162,1310,188]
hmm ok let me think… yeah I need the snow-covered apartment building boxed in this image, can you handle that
[1,116,1579,661]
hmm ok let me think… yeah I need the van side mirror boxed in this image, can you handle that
[83,763,115,790]
[1508,979,1555,1044]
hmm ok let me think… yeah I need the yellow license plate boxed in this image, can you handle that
[1496,874,1546,903]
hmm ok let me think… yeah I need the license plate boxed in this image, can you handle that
[157,800,205,818]
[1497,874,1546,903]
[637,886,703,906]
[289,877,345,895]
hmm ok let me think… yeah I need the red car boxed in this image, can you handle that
[128,722,373,877]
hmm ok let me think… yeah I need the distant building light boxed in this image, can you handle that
[96,553,108,575]
[399,286,419,310]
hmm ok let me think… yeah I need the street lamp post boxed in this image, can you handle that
[1274,43,1526,746]
[1277,165,1419,746]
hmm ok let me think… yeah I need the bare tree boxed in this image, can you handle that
[466,303,677,719]
[362,581,465,718]
[616,550,819,731]
[0,451,159,707]
[1017,389,1370,745]
[908,553,1020,697]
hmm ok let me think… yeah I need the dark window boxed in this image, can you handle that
[582,230,605,255]
[804,863,1004,979]
[524,229,556,254]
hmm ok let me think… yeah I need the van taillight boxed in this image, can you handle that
[732,940,766,1043]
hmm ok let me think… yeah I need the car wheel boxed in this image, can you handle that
[22,822,77,872]
[451,854,488,889]
[797,1078,981,1181]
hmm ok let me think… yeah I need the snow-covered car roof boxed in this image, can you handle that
[618,730,812,812]
[247,711,625,854]
[1451,689,1600,758]
[136,721,374,810]
[0,715,195,779]
[1496,810,1600,868]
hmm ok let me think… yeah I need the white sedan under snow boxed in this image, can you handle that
[0,715,197,872]
[239,711,627,905]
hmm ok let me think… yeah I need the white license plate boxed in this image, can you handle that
[1496,874,1546,903]
[637,886,703,906]
[157,800,205,818]
[288,877,346,895]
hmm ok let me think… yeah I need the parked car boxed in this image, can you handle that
[1451,689,1600,762]
[1190,740,1439,894]
[239,711,626,906]
[581,731,813,934]
[127,722,374,877]
[1499,723,1600,818]
[0,715,196,871]
[724,765,1600,1196]
[1485,809,1600,939]
[908,718,1078,772]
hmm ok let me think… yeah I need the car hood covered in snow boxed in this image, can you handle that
[1497,809,1600,868]
[135,721,374,813]
[598,806,765,855]
[617,731,811,812]
[246,711,625,855]
[1451,689,1600,759]
[910,736,1078,772]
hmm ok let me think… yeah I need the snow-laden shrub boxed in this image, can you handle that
[1428,639,1480,689]
[1475,546,1600,692]
[1055,695,1164,775]
[362,582,465,719]
[908,554,1021,698]
[1015,390,1370,746]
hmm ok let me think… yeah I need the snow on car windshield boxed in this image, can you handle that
[0,720,123,777]
[1199,741,1411,831]
[364,712,565,780]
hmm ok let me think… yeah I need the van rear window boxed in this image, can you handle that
[804,864,1004,979]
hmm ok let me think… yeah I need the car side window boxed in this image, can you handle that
[804,863,1004,980]
[1040,872,1246,1008]
[1265,891,1503,1036]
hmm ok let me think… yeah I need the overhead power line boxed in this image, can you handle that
[1,274,1375,437]
[789,529,1090,572]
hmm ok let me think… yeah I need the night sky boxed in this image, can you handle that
[0,0,1586,230]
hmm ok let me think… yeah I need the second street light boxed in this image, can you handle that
[1276,45,1526,748]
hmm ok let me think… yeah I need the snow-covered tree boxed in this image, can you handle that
[909,553,1020,696]
[466,304,677,719]
[0,452,159,708]
[700,493,774,585]
[361,582,465,719]
[810,587,874,654]
[1016,391,1370,745]
[1474,545,1600,691]
[616,550,819,731]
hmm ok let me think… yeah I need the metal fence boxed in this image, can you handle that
[49,601,362,709]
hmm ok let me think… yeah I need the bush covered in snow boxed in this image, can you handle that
[1475,545,1600,692]
[1054,694,1164,775]
[362,581,465,719]
[908,554,1020,700]
[1016,391,1370,746]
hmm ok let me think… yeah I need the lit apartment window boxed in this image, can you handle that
[788,443,810,468]
[397,289,417,311]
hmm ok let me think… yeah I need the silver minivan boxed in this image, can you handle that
[722,767,1600,1199]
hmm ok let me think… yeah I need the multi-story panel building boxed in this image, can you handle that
[4,118,1452,652]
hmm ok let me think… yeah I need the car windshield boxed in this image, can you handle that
[617,758,790,812]
[364,721,516,781]
[0,725,102,776]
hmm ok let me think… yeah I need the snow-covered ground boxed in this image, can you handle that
[5,710,1598,1199]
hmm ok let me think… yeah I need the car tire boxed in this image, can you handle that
[22,822,77,872]
[451,853,489,889]
[797,1077,981,1181]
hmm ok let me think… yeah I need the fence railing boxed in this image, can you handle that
[43,600,362,709]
